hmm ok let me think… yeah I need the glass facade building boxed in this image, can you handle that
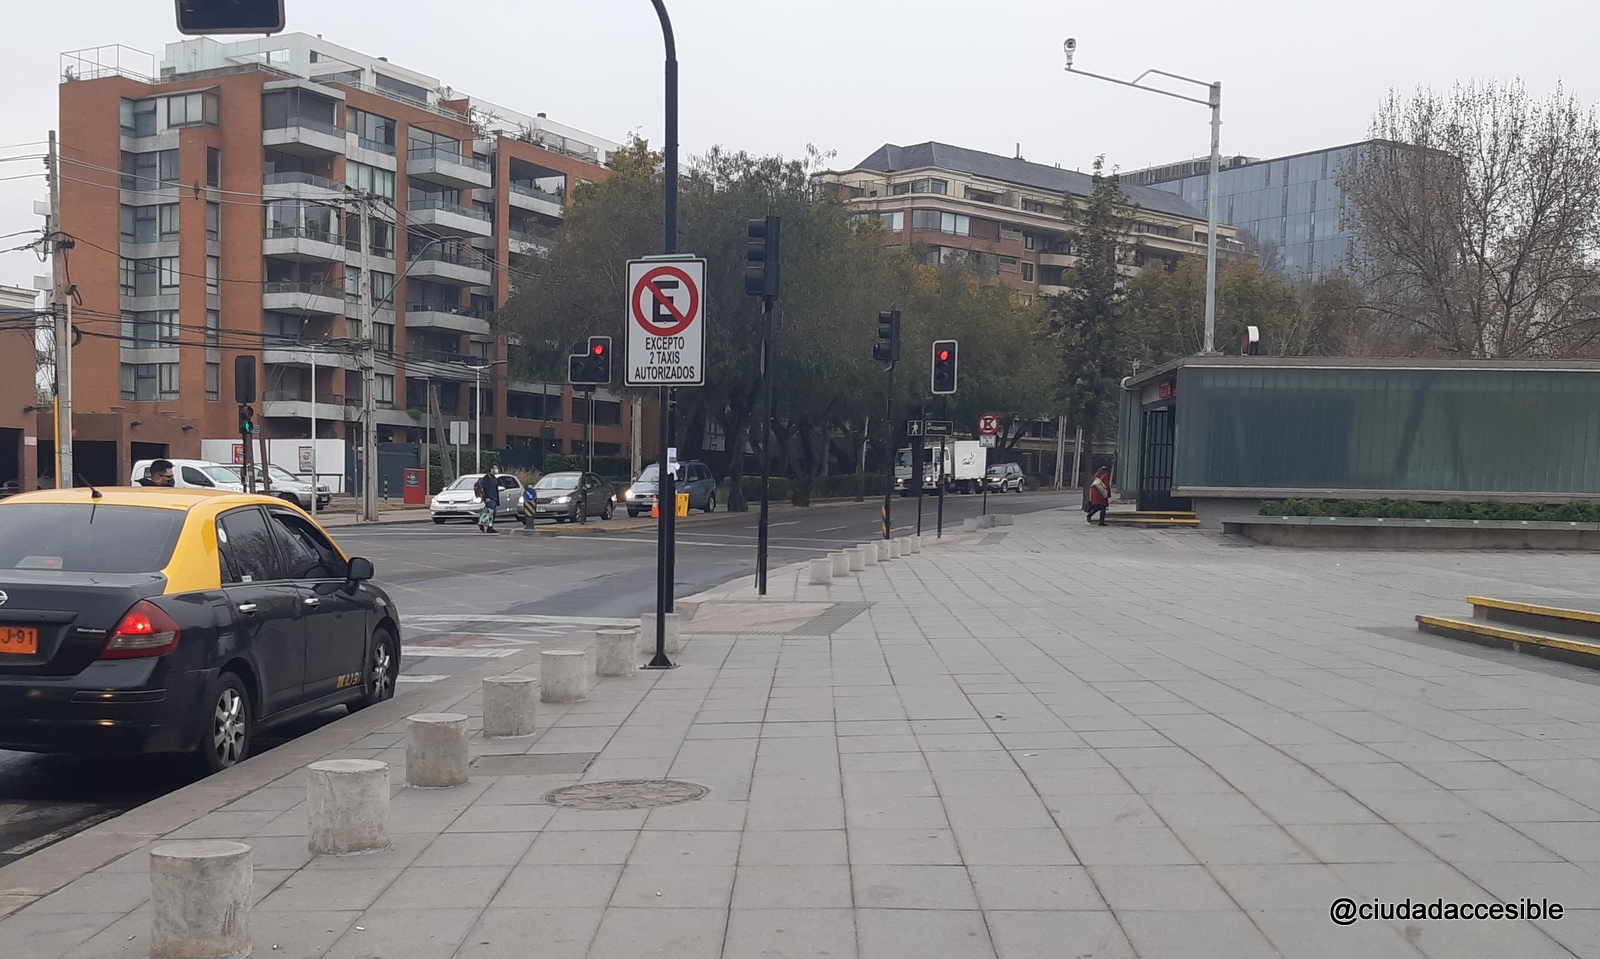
[1135,143,1373,281]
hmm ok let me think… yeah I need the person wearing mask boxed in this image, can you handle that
[139,460,175,487]
[474,464,503,533]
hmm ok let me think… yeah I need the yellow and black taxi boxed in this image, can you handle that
[0,487,400,773]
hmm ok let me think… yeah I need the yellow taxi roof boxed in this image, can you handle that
[3,487,291,513]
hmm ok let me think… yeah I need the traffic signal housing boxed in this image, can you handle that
[175,0,286,35]
[568,336,613,385]
[873,310,901,366]
[931,340,958,395]
[238,404,256,435]
[744,216,782,299]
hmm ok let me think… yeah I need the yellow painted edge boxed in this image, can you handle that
[1106,518,1201,526]
[1415,615,1600,657]
[1467,596,1600,627]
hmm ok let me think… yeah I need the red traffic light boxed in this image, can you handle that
[937,349,950,361]
[592,343,605,356]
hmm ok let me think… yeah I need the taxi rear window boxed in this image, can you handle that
[0,504,185,573]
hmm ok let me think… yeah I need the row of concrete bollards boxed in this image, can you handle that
[147,614,682,958]
[808,534,923,585]
[962,512,1015,532]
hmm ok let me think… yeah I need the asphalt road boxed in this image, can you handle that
[0,490,1073,866]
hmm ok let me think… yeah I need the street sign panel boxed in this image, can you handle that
[923,420,953,437]
[449,421,469,445]
[625,257,706,386]
[907,420,922,437]
[977,412,1001,436]
[979,434,997,448]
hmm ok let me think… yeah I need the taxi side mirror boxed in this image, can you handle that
[346,556,375,585]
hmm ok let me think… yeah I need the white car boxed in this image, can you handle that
[430,473,524,524]
[131,459,331,510]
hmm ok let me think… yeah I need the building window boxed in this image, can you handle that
[119,99,157,137]
[119,204,163,243]
[347,108,397,153]
[120,310,180,347]
[1023,233,1036,251]
[206,309,220,347]
[120,150,179,191]
[158,257,181,294]
[346,161,395,200]
[374,374,395,409]
[1022,263,1035,282]
[206,148,220,188]
[345,266,362,301]
[1132,221,1178,238]
[878,211,903,232]
[370,271,395,307]
[165,91,219,127]
[159,204,181,239]
[966,188,998,203]
[205,256,219,293]
[119,362,177,401]
[912,178,947,195]
[158,362,180,399]
[206,202,220,240]
[911,210,970,236]
[373,321,395,354]
[369,220,394,258]
[261,89,337,131]
[206,362,220,401]
[1022,199,1045,214]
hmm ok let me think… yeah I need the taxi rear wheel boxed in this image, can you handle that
[195,671,252,775]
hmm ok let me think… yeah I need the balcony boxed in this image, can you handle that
[261,390,359,421]
[407,145,492,191]
[261,342,358,370]
[407,246,492,287]
[1038,252,1079,268]
[406,198,492,237]
[507,182,564,219]
[263,226,345,263]
[404,306,491,337]
[264,172,344,200]
[262,282,344,315]
[263,117,345,157]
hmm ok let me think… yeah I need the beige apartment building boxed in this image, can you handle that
[818,141,1242,299]
[54,34,644,486]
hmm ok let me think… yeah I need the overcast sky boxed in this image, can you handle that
[4,0,1599,292]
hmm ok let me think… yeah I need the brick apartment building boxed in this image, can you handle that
[816,141,1242,300]
[0,285,44,494]
[54,34,646,487]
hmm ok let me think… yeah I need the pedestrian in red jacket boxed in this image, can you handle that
[1086,467,1111,526]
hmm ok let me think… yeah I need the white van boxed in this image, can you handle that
[131,459,330,510]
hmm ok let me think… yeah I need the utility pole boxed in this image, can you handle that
[645,0,679,669]
[358,195,379,522]
[1054,414,1066,489]
[46,131,73,489]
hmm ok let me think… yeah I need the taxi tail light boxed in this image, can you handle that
[101,601,181,659]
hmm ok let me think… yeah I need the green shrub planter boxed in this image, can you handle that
[1259,498,1600,523]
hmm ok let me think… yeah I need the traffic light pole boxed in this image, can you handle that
[915,402,926,535]
[881,362,894,540]
[756,295,773,594]
[936,396,948,539]
[646,0,678,669]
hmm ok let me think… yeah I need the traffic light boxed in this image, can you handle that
[175,0,286,35]
[744,216,782,299]
[238,404,256,435]
[931,340,958,394]
[233,355,256,404]
[588,336,612,384]
[873,310,901,366]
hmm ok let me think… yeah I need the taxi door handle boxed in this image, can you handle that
[303,597,322,608]
[238,603,258,614]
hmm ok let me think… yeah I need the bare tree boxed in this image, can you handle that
[1342,81,1600,358]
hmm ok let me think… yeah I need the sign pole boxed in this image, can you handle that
[881,361,894,540]
[646,0,679,669]
[936,396,948,538]
[915,402,925,535]
[757,296,773,594]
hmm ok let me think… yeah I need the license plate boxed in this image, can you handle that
[0,626,38,655]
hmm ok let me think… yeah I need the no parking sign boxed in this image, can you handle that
[625,257,706,386]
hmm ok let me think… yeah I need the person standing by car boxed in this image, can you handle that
[474,465,502,533]
[1086,467,1111,526]
[138,460,175,487]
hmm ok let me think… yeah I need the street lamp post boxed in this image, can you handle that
[1064,41,1223,355]
[465,358,506,474]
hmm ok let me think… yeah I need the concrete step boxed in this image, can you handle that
[1468,596,1600,643]
[1103,512,1201,528]
[1415,613,1600,670]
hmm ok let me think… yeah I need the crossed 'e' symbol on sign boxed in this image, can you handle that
[632,266,699,337]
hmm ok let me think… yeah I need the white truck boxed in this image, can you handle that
[894,440,987,495]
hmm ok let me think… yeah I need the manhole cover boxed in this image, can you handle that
[542,779,709,809]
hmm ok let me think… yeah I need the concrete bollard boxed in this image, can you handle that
[808,558,833,585]
[831,551,851,577]
[962,517,979,532]
[640,613,681,655]
[860,543,879,566]
[888,539,903,559]
[406,713,470,787]
[597,629,639,677]
[149,840,252,959]
[540,650,589,703]
[875,539,892,561]
[482,675,538,738]
[978,514,997,529]
[998,513,1014,526]
[848,547,867,572]
[908,535,922,554]
[307,759,390,856]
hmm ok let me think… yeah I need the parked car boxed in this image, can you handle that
[985,462,1025,493]
[623,461,718,517]
[0,487,399,772]
[132,460,331,511]
[430,473,524,524]
[526,471,615,524]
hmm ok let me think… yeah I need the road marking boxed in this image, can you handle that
[402,647,519,659]
[404,614,638,627]
[3,810,122,856]
[397,674,450,684]
[818,525,848,532]
[603,537,824,550]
